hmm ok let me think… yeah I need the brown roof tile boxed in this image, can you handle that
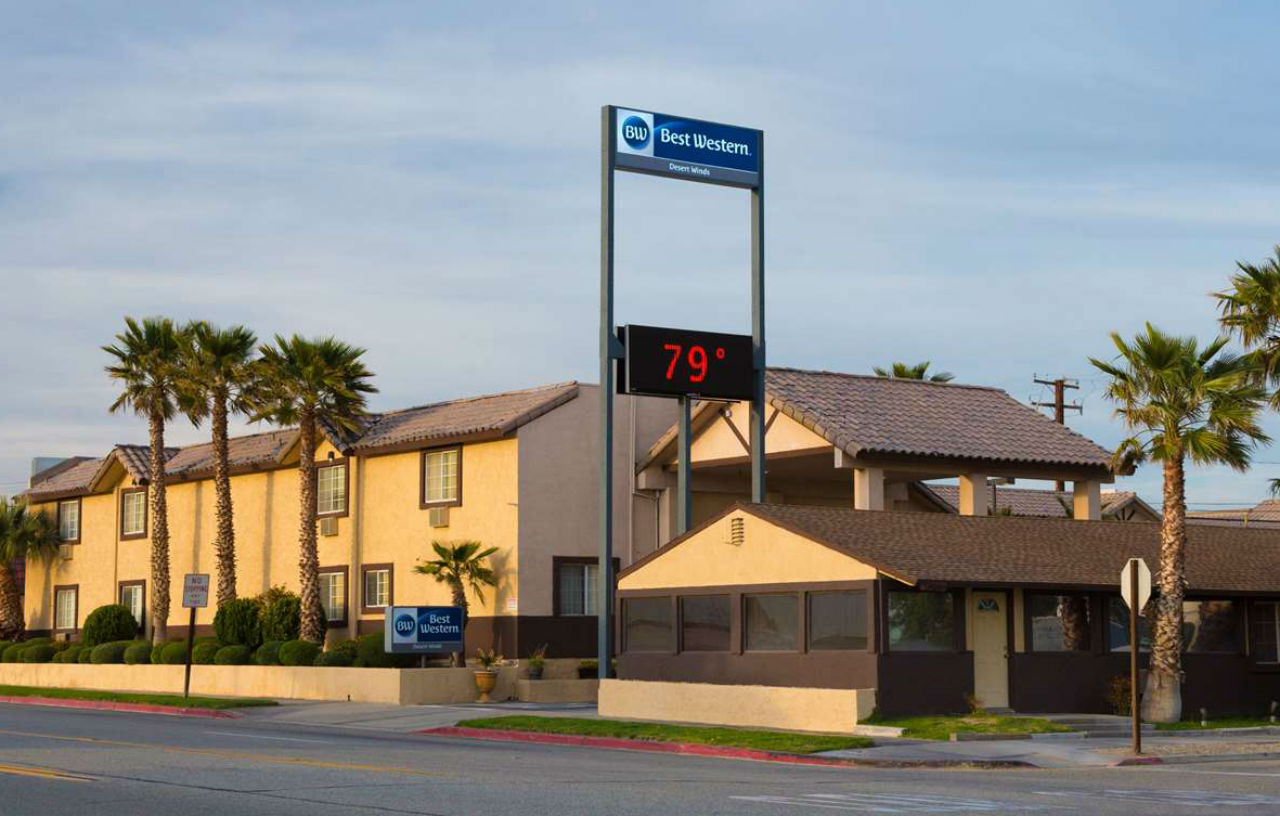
[24,458,104,502]
[166,428,298,481]
[921,484,1150,519]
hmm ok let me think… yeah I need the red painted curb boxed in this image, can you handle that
[0,695,241,719]
[1113,756,1165,766]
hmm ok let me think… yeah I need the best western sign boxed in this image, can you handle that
[383,606,465,654]
[614,108,761,188]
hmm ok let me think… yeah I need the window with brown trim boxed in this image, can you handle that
[1107,596,1152,653]
[887,590,957,652]
[54,584,78,632]
[808,590,869,651]
[119,580,145,632]
[57,499,81,543]
[743,593,799,652]
[1026,593,1092,652]
[680,595,731,652]
[319,566,349,626]
[120,487,148,540]
[553,556,620,616]
[361,564,393,613]
[420,446,462,508]
[1253,601,1280,664]
[316,461,349,518]
[623,596,673,652]
[1184,599,1240,654]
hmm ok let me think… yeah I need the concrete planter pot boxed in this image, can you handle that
[527,665,544,680]
[474,669,498,702]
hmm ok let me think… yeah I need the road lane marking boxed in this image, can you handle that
[204,730,326,743]
[733,793,1062,812]
[1140,767,1280,778]
[0,762,95,782]
[1035,789,1280,807]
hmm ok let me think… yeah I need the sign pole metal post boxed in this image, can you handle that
[1130,559,1141,755]
[750,133,766,503]
[599,105,617,679]
[179,573,210,701]
[677,396,692,533]
[183,606,196,700]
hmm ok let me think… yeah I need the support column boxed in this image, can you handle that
[853,467,885,511]
[958,474,989,516]
[1073,480,1101,521]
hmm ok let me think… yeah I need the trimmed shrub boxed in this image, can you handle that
[353,633,413,668]
[2,643,24,663]
[123,642,152,665]
[50,640,71,653]
[214,598,262,649]
[278,639,321,667]
[21,644,56,663]
[159,641,189,665]
[0,640,11,655]
[24,637,53,647]
[314,649,353,667]
[261,596,301,643]
[90,640,131,664]
[54,645,84,664]
[254,640,283,666]
[82,604,140,647]
[214,644,253,665]
[192,640,220,665]
[330,638,359,663]
[78,644,94,663]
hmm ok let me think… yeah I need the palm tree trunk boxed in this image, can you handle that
[297,412,325,643]
[1143,455,1186,723]
[0,564,24,640]
[149,409,171,643]
[211,390,237,607]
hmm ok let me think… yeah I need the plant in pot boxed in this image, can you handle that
[577,658,598,679]
[474,648,503,703]
[526,644,547,680]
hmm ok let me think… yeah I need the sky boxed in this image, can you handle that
[2,1,1280,510]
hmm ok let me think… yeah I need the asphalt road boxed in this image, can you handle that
[3,704,1280,814]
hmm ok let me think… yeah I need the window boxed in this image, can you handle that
[1254,602,1280,664]
[680,595,730,652]
[54,586,77,631]
[57,499,80,542]
[316,463,347,516]
[744,593,798,651]
[1028,593,1092,652]
[887,590,956,652]
[808,590,869,651]
[362,565,392,611]
[623,597,672,652]
[1107,597,1152,652]
[120,489,147,539]
[1184,600,1239,654]
[421,447,461,507]
[119,581,145,629]
[557,561,599,616]
[319,568,348,625]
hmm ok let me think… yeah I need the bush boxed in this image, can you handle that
[0,640,11,655]
[354,633,417,668]
[55,645,84,664]
[214,644,254,665]
[78,644,94,663]
[314,649,353,667]
[21,644,56,663]
[261,596,301,643]
[90,640,131,664]
[254,640,283,666]
[1,643,24,663]
[192,640,220,665]
[253,585,297,610]
[82,604,140,647]
[24,637,53,647]
[159,641,189,665]
[279,639,321,667]
[123,642,152,665]
[214,598,262,649]
[330,639,359,663]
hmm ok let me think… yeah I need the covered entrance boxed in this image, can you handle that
[971,590,1010,709]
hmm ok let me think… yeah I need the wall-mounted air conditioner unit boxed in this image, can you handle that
[319,517,339,537]
[429,506,450,528]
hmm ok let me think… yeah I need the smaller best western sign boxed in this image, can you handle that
[614,108,761,188]
[384,606,465,654]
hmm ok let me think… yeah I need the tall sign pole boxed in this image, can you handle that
[750,133,766,502]
[598,106,618,675]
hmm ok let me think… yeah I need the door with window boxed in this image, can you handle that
[971,591,1009,709]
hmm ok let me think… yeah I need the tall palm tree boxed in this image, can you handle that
[0,498,62,640]
[105,317,186,642]
[1090,324,1268,723]
[415,540,498,665]
[254,336,375,643]
[873,361,954,383]
[178,322,259,607]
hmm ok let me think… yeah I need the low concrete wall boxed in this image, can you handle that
[0,663,522,706]
[515,678,598,704]
[598,679,876,734]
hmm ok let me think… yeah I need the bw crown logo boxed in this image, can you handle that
[394,613,416,637]
[621,115,650,150]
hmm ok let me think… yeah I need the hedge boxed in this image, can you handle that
[123,642,152,665]
[1,643,24,663]
[20,644,56,663]
[278,639,321,667]
[314,649,353,667]
[214,599,262,649]
[54,645,85,664]
[78,645,94,663]
[214,644,253,665]
[159,641,189,665]
[330,639,359,663]
[90,640,132,664]
[254,640,283,666]
[354,633,417,668]
[82,604,139,647]
[191,640,219,665]
[261,596,301,643]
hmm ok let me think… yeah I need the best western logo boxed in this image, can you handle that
[394,613,417,640]
[616,109,655,157]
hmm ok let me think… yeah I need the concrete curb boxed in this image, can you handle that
[417,726,1035,769]
[0,694,242,719]
[1114,750,1280,766]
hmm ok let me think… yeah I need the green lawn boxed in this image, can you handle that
[863,713,1073,741]
[1157,717,1278,731]
[454,715,872,754]
[0,684,278,710]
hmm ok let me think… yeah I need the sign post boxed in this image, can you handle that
[600,106,764,681]
[1120,557,1151,755]
[180,573,210,700]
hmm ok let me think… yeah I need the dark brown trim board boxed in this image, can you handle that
[419,445,463,509]
[119,486,148,540]
[118,579,146,634]
[552,556,619,617]
[318,565,350,626]
[52,583,79,633]
[360,563,394,615]
[315,458,350,519]
[56,498,81,544]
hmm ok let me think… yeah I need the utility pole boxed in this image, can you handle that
[1033,376,1082,492]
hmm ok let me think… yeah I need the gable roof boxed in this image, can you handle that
[625,502,1280,595]
[23,458,104,502]
[166,428,299,482]
[919,484,1156,520]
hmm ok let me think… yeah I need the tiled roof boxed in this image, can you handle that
[351,382,579,453]
[726,503,1280,594]
[921,484,1150,519]
[1188,500,1280,527]
[24,458,103,501]
[767,368,1114,470]
[166,429,298,481]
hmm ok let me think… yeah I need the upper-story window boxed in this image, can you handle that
[57,499,80,543]
[316,462,347,517]
[421,447,461,507]
[120,489,147,539]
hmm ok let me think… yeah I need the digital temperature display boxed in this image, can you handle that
[621,325,755,401]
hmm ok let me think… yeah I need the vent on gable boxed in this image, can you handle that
[729,517,745,546]
[319,517,339,537]
[429,506,450,528]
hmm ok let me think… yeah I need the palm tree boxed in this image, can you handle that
[178,322,259,607]
[254,336,375,643]
[414,540,498,665]
[873,361,954,383]
[1090,324,1268,723]
[0,498,62,640]
[105,317,186,642]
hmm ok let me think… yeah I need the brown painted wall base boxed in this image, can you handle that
[618,651,877,689]
[877,652,975,716]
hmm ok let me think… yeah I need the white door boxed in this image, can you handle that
[971,591,1009,709]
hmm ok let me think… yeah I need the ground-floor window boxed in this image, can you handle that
[361,565,392,612]
[807,590,868,650]
[623,597,672,652]
[557,561,599,616]
[118,581,145,629]
[680,595,731,652]
[1184,599,1239,653]
[1027,593,1091,651]
[1107,597,1152,652]
[319,568,348,625]
[744,593,799,652]
[54,585,78,631]
[1253,601,1280,664]
[887,590,956,651]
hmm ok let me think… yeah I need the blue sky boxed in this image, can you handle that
[2,1,1279,509]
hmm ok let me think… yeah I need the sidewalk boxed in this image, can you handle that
[241,699,597,734]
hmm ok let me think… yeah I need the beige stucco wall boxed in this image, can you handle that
[619,508,877,591]
[690,402,829,465]
[599,678,876,734]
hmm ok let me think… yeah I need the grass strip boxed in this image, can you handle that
[0,684,277,710]
[1156,717,1278,731]
[454,715,872,754]
[863,714,1073,741]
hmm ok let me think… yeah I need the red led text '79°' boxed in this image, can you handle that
[663,344,727,384]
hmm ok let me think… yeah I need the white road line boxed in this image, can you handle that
[204,731,326,743]
[1141,767,1280,778]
